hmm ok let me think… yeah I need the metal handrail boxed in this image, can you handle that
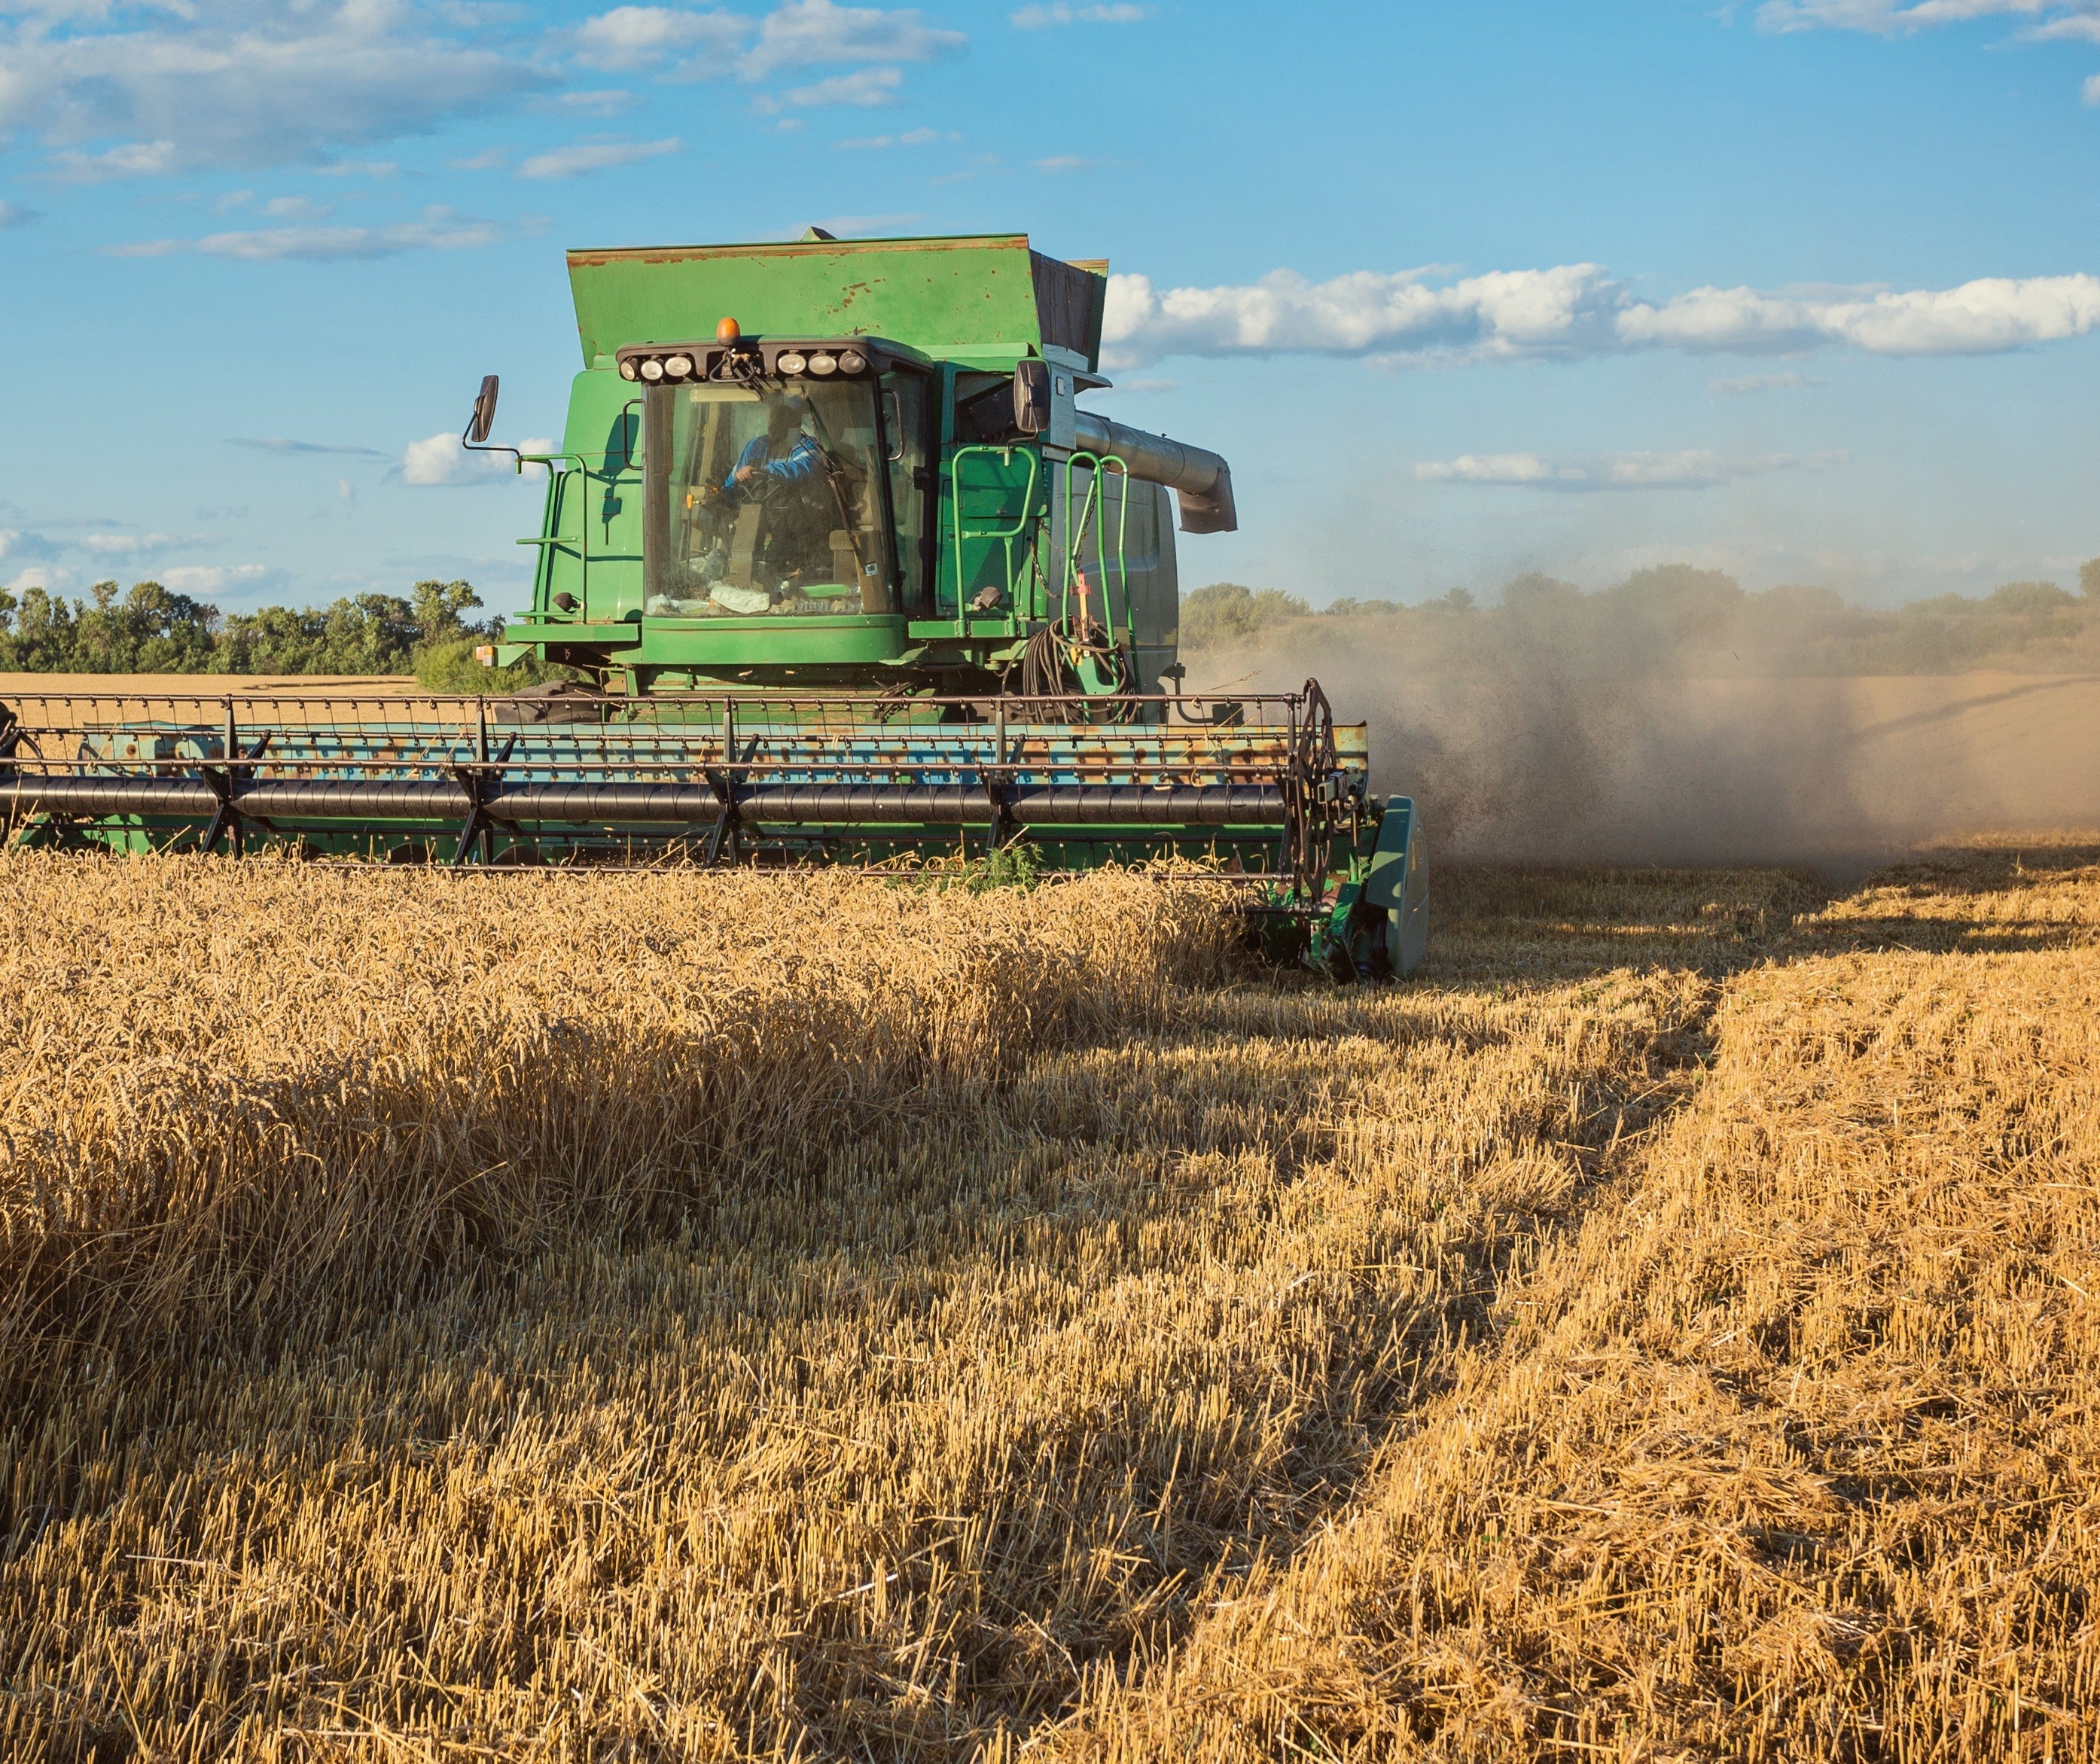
[1061,450,1131,650]
[948,443,1041,628]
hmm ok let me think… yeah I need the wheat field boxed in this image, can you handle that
[1,844,2095,1760]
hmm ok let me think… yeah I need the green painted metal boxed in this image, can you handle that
[518,233,1124,693]
[529,371,645,623]
[949,444,1042,619]
[566,234,1099,371]
[1301,796,1428,981]
[1062,452,1132,648]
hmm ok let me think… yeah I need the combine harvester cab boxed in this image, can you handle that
[0,230,1425,979]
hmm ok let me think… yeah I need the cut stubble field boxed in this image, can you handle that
[2,842,2096,1759]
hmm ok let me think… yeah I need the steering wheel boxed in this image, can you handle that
[727,466,781,504]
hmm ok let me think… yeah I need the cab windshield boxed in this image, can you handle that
[642,379,892,617]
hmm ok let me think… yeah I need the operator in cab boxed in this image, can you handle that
[727,393,820,492]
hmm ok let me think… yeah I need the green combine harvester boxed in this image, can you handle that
[0,230,1425,977]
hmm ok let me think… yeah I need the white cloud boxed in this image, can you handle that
[230,436,390,457]
[50,139,178,181]
[202,212,498,260]
[0,2,548,176]
[398,432,553,486]
[567,0,962,102]
[160,564,270,596]
[556,87,639,114]
[0,198,40,226]
[523,134,681,176]
[1034,154,1096,171]
[1011,2,1145,24]
[1620,274,2100,353]
[2086,69,2100,96]
[78,531,209,555]
[447,145,511,169]
[1102,265,1629,367]
[261,193,331,219]
[1710,369,1827,393]
[1754,1,2100,92]
[568,5,747,72]
[517,134,679,176]
[565,0,964,84]
[5,564,74,594]
[1102,263,2100,367]
[1756,0,2093,32]
[776,65,901,104]
[1416,449,1848,491]
[837,123,946,145]
[1416,453,1585,486]
[739,0,964,77]
[105,210,499,260]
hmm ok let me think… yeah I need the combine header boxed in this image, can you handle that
[0,229,1425,978]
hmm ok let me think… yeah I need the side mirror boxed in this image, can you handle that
[467,374,500,445]
[1013,359,1050,436]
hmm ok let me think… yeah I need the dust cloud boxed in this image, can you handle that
[1184,574,2100,870]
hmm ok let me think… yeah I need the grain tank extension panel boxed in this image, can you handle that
[567,233,1108,370]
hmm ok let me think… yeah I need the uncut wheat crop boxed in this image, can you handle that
[2,843,2096,1761]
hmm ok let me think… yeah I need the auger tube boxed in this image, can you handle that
[1071,410,1238,534]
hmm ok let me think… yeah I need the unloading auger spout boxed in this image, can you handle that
[1071,410,1238,535]
[0,229,1426,980]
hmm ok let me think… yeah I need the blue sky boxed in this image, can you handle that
[3,0,2099,614]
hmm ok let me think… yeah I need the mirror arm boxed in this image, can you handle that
[460,424,526,471]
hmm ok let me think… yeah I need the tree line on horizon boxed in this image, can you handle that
[1181,561,2100,675]
[6,562,2100,681]
[0,578,515,689]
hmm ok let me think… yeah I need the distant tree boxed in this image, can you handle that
[2079,558,2100,600]
[1178,582,1312,649]
[1984,580,2074,618]
[7,586,80,670]
[0,577,510,675]
[1606,564,1744,640]
[1757,583,1846,615]
[1500,571,1583,607]
[410,580,492,647]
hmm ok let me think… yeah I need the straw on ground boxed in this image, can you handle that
[2,845,2094,1759]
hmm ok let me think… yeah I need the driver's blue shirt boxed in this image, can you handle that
[727,432,819,487]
